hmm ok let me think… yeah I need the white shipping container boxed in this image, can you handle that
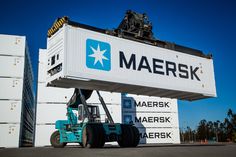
[0,124,20,148]
[46,25,216,100]
[0,34,25,56]
[37,82,74,103]
[35,124,55,146]
[36,103,67,124]
[138,127,180,144]
[0,100,22,123]
[122,112,179,128]
[0,77,23,100]
[0,56,24,78]
[122,95,177,113]
[0,34,35,148]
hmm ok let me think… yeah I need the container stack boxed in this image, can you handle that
[35,49,74,146]
[0,34,35,147]
[122,94,180,144]
[35,49,121,146]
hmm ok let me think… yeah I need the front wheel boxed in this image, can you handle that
[82,124,105,148]
[50,130,66,148]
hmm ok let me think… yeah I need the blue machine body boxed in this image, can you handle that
[55,107,122,144]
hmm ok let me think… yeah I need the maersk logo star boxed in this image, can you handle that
[124,115,132,124]
[123,99,132,109]
[86,39,111,71]
[89,44,108,66]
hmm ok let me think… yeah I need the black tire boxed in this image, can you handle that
[118,124,133,147]
[50,130,66,148]
[117,124,125,147]
[127,125,135,147]
[131,126,140,147]
[99,124,105,148]
[91,124,100,148]
[118,125,140,147]
[82,124,104,148]
[94,124,105,148]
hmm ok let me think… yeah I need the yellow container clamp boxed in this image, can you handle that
[47,16,68,38]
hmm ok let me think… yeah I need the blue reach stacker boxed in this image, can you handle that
[50,89,140,148]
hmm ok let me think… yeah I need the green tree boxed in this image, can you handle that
[197,119,207,140]
[213,120,220,142]
[191,109,236,142]
[225,109,236,142]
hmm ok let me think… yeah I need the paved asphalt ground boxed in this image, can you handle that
[1,144,236,157]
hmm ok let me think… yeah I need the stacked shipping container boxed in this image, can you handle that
[0,34,35,147]
[122,94,180,144]
[35,49,74,146]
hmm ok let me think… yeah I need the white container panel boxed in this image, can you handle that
[122,95,177,113]
[0,34,25,56]
[36,103,67,124]
[0,56,24,78]
[46,25,216,100]
[87,91,121,104]
[39,49,47,63]
[0,77,23,100]
[38,49,47,82]
[138,127,180,144]
[35,124,55,146]
[37,83,74,103]
[0,124,20,148]
[0,100,22,123]
[122,112,179,128]
[38,60,47,82]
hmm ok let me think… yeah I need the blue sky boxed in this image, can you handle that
[1,0,236,129]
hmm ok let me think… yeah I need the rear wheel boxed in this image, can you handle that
[118,124,140,147]
[50,130,66,148]
[131,126,140,147]
[118,124,133,147]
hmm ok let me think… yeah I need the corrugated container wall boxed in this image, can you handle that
[0,34,35,148]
